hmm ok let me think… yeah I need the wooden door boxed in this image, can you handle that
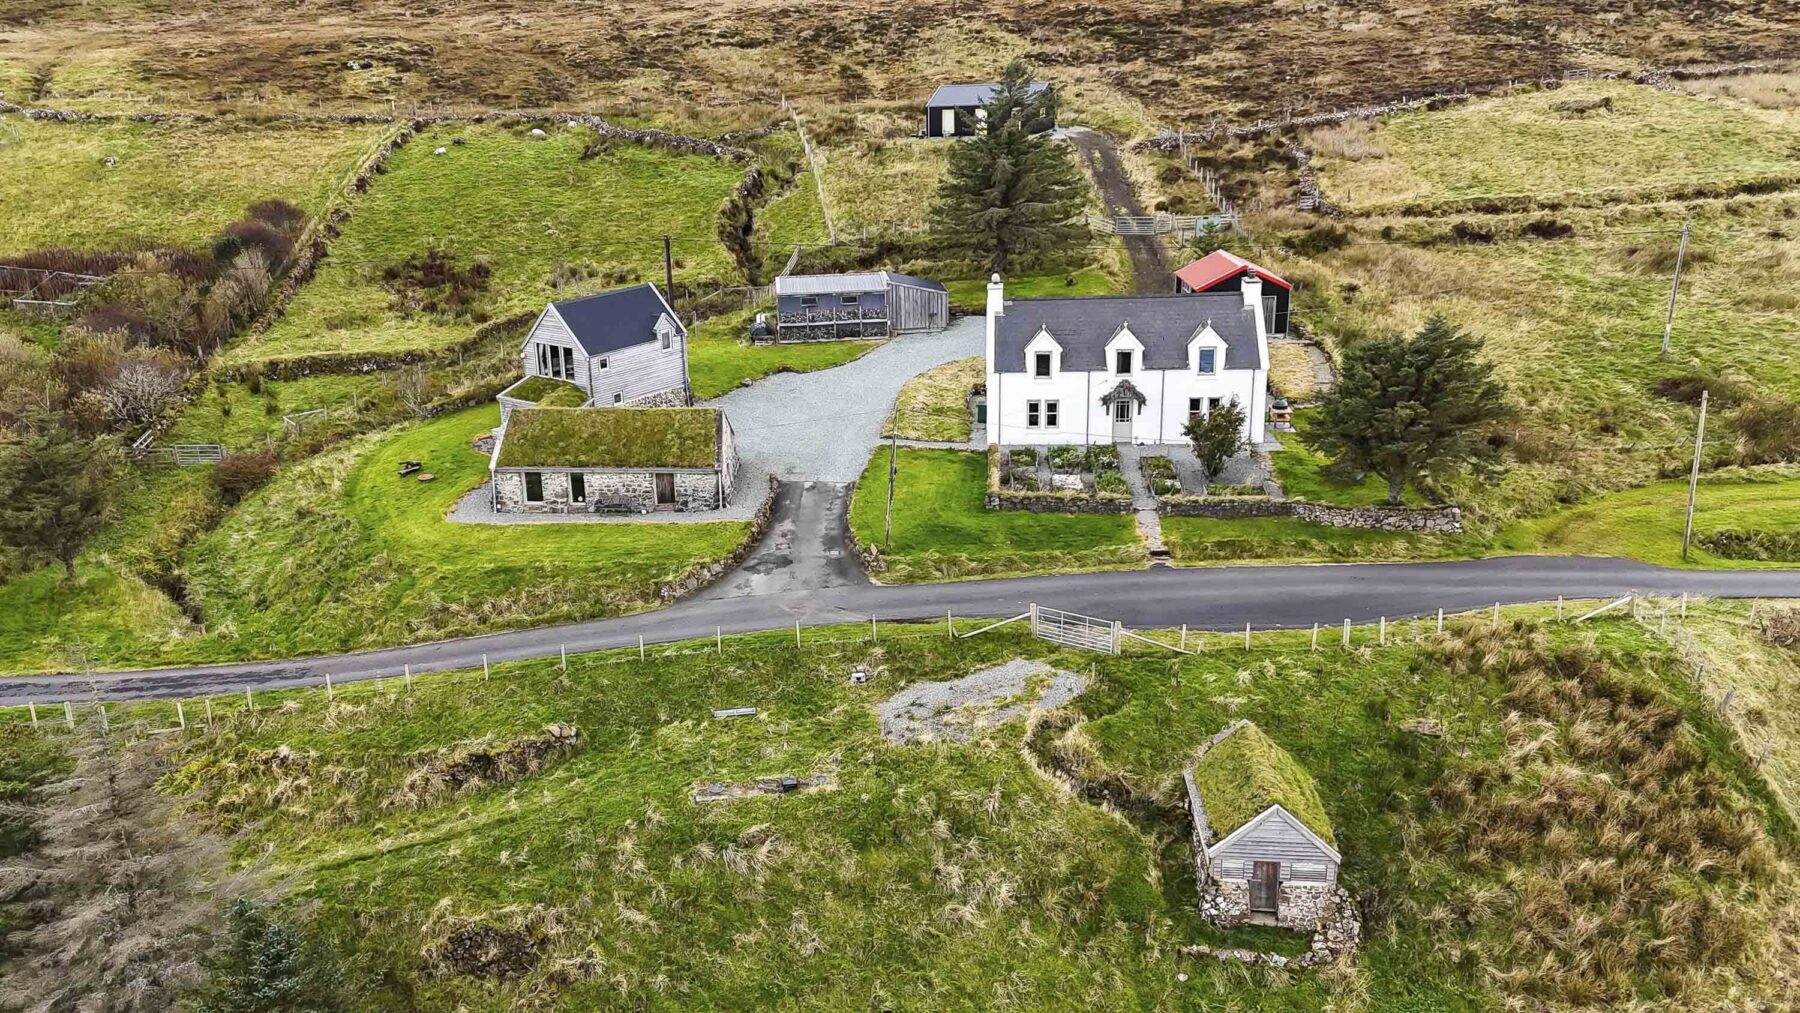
[654,473,676,509]
[1111,400,1133,443]
[1250,861,1280,913]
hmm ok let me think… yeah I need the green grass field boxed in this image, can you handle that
[9,608,1793,1009]
[0,114,388,253]
[1268,410,1414,507]
[1309,81,1800,213]
[850,448,1143,582]
[226,122,748,365]
[162,374,390,448]
[686,309,879,399]
[887,356,981,441]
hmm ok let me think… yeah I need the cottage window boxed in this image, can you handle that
[569,473,587,504]
[1026,401,1041,428]
[800,296,818,307]
[1198,347,1217,374]
[524,472,544,503]
[1115,349,1132,375]
[661,328,673,350]
[613,393,624,404]
[537,343,574,380]
[1034,352,1052,378]
[1209,397,1223,412]
[1044,400,1059,428]
[1188,397,1203,418]
[841,295,859,305]
[597,357,608,370]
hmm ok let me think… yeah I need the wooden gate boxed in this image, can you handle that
[1031,604,1119,654]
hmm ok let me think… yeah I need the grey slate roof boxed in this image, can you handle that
[773,271,947,296]
[549,283,682,357]
[926,82,1049,108]
[994,293,1261,373]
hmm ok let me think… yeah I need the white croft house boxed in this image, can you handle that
[983,274,1270,447]
[497,283,690,424]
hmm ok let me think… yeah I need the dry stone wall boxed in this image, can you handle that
[1159,496,1463,534]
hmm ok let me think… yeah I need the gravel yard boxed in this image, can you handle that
[876,659,1087,745]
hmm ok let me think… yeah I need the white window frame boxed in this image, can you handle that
[597,357,608,370]
[840,295,859,305]
[800,296,818,307]
[661,328,673,350]
[613,393,624,404]
[1026,400,1042,428]
[1115,349,1132,375]
[1044,400,1059,428]
[1034,352,1052,378]
[1198,347,1218,375]
[1188,397,1203,418]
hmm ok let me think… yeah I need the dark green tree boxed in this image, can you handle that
[0,408,124,578]
[931,62,1087,274]
[1183,397,1248,479]
[193,900,352,1013]
[1304,315,1511,504]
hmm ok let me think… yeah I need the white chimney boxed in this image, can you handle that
[986,272,1006,319]
[985,273,1004,447]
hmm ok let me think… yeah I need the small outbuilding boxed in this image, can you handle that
[1174,250,1292,337]
[924,81,1053,138]
[488,406,738,514]
[773,271,949,341]
[1183,720,1342,930]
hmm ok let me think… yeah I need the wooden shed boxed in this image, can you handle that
[772,271,949,341]
[924,81,1053,138]
[1174,251,1292,337]
[1183,720,1342,930]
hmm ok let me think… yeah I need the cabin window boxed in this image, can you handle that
[840,295,859,305]
[1115,349,1132,375]
[569,473,587,504]
[1209,397,1223,412]
[597,357,608,370]
[1026,401,1041,428]
[661,328,673,350]
[800,296,818,307]
[537,343,574,380]
[1034,352,1052,378]
[1044,401,1059,428]
[1198,348,1217,374]
[524,472,544,503]
[613,393,624,404]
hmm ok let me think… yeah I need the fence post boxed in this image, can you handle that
[28,701,37,729]
[1030,603,1040,636]
[176,700,186,730]
[1311,623,1319,651]
[717,627,723,653]
[1556,596,1564,621]
[325,672,334,701]
[1492,602,1501,623]
[946,609,953,639]
[1112,621,1124,655]
[64,701,74,728]
[1680,593,1688,619]
[1244,623,1251,651]
[1342,619,1351,648]
[1379,617,1387,645]
[245,686,254,711]
[483,653,490,680]
[97,705,108,732]
[1436,608,1445,634]
[1179,624,1187,652]
[205,696,214,727]
[639,636,646,661]
[871,615,878,643]
[405,663,413,690]
[796,619,803,648]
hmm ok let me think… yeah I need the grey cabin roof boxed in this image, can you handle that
[994,293,1260,373]
[546,283,683,357]
[926,82,1049,107]
[774,271,947,296]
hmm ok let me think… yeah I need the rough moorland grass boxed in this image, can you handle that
[1267,342,1320,400]
[34,611,1786,1008]
[1188,721,1334,843]
[179,405,748,660]
[1311,81,1800,212]
[816,132,950,237]
[0,114,388,253]
[162,373,390,447]
[886,356,981,441]
[686,308,878,399]
[496,407,718,468]
[753,168,832,251]
[849,447,1144,582]
[943,267,1119,312]
[1162,514,1454,565]
[228,122,745,365]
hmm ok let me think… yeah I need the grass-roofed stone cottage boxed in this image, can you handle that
[488,406,739,514]
[1183,720,1343,930]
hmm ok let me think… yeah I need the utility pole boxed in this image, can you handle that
[1682,389,1708,561]
[885,410,899,549]
[663,235,675,303]
[1661,220,1691,356]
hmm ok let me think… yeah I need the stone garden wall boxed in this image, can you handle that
[656,475,780,601]
[1158,496,1463,534]
[493,467,723,514]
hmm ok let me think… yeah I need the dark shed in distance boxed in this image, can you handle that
[924,81,1052,138]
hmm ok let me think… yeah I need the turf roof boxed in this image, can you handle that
[496,408,719,470]
[504,375,590,407]
[1191,722,1335,846]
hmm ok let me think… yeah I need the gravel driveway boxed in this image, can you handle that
[705,317,984,482]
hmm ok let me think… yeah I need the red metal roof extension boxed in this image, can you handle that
[1173,250,1293,292]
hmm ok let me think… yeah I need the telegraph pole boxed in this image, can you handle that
[1682,389,1708,561]
[663,235,675,303]
[1661,221,1691,356]
[885,411,899,549]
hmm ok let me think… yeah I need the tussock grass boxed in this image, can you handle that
[885,356,981,442]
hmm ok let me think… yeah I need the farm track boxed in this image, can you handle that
[1066,126,1171,294]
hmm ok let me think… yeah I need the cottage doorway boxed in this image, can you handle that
[941,108,956,135]
[1111,400,1133,442]
[1250,861,1280,914]
[654,473,676,509]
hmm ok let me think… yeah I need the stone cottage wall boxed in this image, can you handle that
[627,387,691,408]
[494,468,722,513]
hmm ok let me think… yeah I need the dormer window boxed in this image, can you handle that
[1198,348,1217,374]
[1034,352,1052,378]
[1115,350,1133,375]
[660,327,672,350]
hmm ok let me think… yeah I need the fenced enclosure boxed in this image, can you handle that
[131,443,225,466]
[1092,212,1237,238]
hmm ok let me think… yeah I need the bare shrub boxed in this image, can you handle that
[99,346,190,429]
[245,198,307,234]
[1752,605,1800,648]
[388,363,441,419]
[381,248,492,321]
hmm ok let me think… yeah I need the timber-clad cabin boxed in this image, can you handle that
[772,271,949,341]
[488,407,738,514]
[497,283,690,424]
[1175,250,1292,338]
[925,81,1053,138]
[1183,720,1343,930]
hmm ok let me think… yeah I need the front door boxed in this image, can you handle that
[654,473,676,510]
[1111,400,1133,443]
[940,108,957,136]
[1250,861,1280,914]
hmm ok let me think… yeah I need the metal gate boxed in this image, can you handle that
[1031,604,1119,654]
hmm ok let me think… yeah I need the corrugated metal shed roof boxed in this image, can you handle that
[773,271,947,296]
[1174,250,1293,292]
[994,293,1260,373]
[926,81,1049,107]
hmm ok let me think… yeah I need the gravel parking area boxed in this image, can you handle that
[876,659,1087,745]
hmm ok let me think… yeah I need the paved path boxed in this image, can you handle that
[10,557,1800,702]
[706,318,984,482]
[1066,126,1171,294]
[701,481,865,598]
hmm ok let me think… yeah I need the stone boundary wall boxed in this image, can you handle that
[655,475,779,602]
[984,446,1134,514]
[226,310,537,381]
[842,479,885,574]
[1158,495,1463,534]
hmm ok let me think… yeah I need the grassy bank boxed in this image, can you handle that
[849,447,1143,582]
[886,356,981,441]
[686,309,879,399]
[227,122,746,365]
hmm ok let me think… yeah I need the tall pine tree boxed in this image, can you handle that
[0,408,124,578]
[931,61,1087,274]
[1303,315,1511,504]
